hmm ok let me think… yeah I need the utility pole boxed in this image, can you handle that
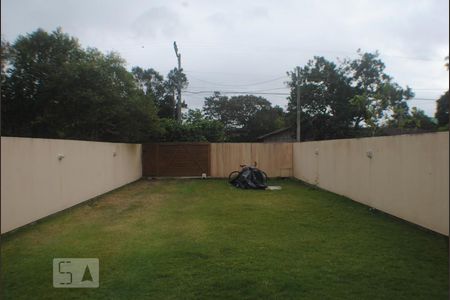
[296,67,301,142]
[173,41,182,122]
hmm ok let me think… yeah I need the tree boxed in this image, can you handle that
[286,57,355,140]
[286,51,413,140]
[132,67,165,100]
[131,66,189,119]
[202,92,232,126]
[165,67,188,119]
[203,93,284,141]
[158,109,225,142]
[435,58,449,129]
[400,107,437,130]
[242,106,285,140]
[184,109,225,142]
[2,28,84,137]
[345,50,413,133]
[435,91,449,128]
[204,93,272,128]
[1,28,159,142]
[1,38,11,79]
[131,66,174,119]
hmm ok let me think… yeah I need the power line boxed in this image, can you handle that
[188,85,446,92]
[410,98,439,101]
[186,72,448,92]
[187,86,290,92]
[184,70,277,76]
[185,90,440,101]
[245,87,290,92]
[184,90,290,96]
[184,76,448,93]
[412,88,449,91]
[187,75,288,87]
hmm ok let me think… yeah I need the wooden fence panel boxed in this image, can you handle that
[210,143,252,178]
[251,143,293,177]
[210,143,293,178]
[142,143,210,177]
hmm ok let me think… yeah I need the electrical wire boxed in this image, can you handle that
[184,90,290,96]
[184,90,441,101]
[186,73,448,92]
[186,75,288,87]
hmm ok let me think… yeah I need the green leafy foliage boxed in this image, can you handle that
[203,92,285,141]
[286,51,416,140]
[158,109,225,142]
[390,107,437,130]
[1,28,159,142]
[131,66,188,119]
[286,57,355,140]
[1,38,11,80]
[435,91,449,127]
[1,28,443,143]
[243,105,285,139]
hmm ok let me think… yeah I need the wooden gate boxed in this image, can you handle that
[142,143,211,177]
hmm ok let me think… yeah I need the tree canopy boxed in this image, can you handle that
[286,51,418,140]
[203,92,285,141]
[1,28,160,142]
[158,109,225,142]
[1,28,443,144]
[435,91,449,128]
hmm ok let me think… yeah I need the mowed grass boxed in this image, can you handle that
[1,179,448,299]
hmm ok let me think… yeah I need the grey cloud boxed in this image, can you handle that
[247,6,269,19]
[1,0,448,115]
[205,5,269,29]
[132,6,185,38]
[205,12,234,30]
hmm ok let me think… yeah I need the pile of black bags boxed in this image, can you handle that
[229,166,268,189]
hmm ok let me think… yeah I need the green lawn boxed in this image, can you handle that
[1,179,448,299]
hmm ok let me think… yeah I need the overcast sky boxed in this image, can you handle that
[2,0,449,116]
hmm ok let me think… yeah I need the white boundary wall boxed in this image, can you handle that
[2,133,448,236]
[1,137,142,233]
[293,132,449,235]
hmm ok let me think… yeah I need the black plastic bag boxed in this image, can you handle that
[229,166,268,189]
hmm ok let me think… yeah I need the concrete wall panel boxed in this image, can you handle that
[1,137,142,233]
